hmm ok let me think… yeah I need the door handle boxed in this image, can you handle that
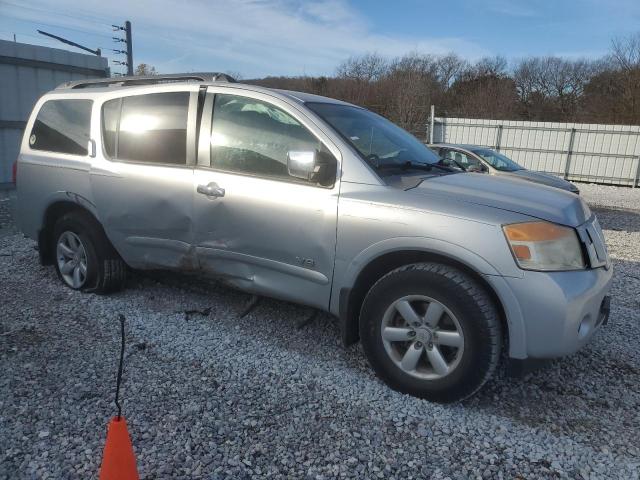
[197,182,225,198]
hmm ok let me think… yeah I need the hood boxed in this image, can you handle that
[407,173,590,227]
[506,169,578,192]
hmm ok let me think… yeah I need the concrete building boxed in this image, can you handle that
[0,39,109,186]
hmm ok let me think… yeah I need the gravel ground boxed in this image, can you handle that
[1,185,639,479]
[578,182,640,211]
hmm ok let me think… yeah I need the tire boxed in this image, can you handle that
[52,210,127,294]
[359,262,502,403]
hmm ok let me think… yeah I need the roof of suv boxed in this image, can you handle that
[54,72,354,107]
[274,89,353,106]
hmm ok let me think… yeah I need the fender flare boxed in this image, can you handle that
[41,191,100,223]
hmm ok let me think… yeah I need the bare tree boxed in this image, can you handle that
[587,32,640,124]
[252,31,640,127]
[381,53,442,131]
[134,63,157,76]
[513,56,598,120]
[611,33,640,71]
[472,55,508,77]
[435,53,468,88]
[336,53,389,82]
[225,70,243,81]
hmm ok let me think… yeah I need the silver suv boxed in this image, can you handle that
[16,74,612,402]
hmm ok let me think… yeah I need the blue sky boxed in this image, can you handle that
[1,0,639,78]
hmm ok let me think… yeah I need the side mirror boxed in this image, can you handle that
[287,151,317,181]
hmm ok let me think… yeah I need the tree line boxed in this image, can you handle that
[250,33,640,135]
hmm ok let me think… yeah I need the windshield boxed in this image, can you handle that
[307,102,440,169]
[471,148,523,172]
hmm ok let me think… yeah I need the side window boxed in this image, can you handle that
[29,99,92,155]
[438,149,455,167]
[442,149,481,169]
[477,151,508,169]
[102,92,190,165]
[210,94,335,185]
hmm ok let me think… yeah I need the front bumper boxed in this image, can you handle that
[502,265,613,359]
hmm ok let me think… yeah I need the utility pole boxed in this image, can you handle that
[112,20,133,75]
[125,21,133,76]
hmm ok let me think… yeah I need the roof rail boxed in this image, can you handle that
[56,72,236,90]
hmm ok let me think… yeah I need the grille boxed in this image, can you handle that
[577,216,610,269]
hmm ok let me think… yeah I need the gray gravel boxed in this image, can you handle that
[1,186,639,479]
[579,182,640,211]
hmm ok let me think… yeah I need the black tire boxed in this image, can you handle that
[52,210,127,294]
[359,262,502,403]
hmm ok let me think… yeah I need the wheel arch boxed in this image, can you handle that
[337,243,522,357]
[38,198,108,266]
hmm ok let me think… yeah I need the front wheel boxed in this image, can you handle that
[360,262,502,403]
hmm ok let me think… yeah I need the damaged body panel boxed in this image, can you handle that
[90,160,196,270]
[191,85,341,310]
[192,163,338,310]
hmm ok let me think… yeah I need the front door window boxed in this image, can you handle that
[209,94,336,186]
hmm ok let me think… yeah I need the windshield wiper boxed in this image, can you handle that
[438,157,466,171]
[376,161,454,173]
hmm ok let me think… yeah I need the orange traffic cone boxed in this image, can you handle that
[99,314,139,479]
[99,416,139,480]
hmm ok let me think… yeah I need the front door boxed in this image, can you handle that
[91,88,199,269]
[192,89,341,309]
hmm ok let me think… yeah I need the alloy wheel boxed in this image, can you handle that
[56,231,88,289]
[380,295,464,380]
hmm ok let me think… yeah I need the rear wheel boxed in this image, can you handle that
[52,211,127,293]
[56,230,89,289]
[360,262,502,403]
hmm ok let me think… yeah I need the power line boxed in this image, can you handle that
[0,0,114,28]
[1,1,134,77]
[2,14,114,40]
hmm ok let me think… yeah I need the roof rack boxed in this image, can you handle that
[56,72,236,90]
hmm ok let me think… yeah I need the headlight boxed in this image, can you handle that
[503,221,585,271]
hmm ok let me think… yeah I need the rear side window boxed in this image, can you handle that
[29,99,92,155]
[102,92,189,165]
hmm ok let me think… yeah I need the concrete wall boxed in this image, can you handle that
[0,40,109,184]
[428,117,640,187]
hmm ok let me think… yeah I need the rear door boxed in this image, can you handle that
[90,86,199,269]
[192,88,341,309]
